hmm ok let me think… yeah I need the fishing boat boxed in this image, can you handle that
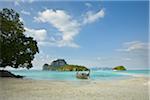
[76,70,90,79]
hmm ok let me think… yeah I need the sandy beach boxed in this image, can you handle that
[0,76,149,100]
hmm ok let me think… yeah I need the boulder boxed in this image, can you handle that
[0,70,23,78]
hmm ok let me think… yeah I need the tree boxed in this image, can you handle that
[0,8,39,69]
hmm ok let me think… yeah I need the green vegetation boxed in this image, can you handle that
[43,64,89,71]
[0,8,39,69]
[113,66,126,71]
[58,65,89,71]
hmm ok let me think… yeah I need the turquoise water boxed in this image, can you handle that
[10,70,149,81]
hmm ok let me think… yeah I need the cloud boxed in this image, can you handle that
[32,52,53,70]
[24,27,47,41]
[97,57,102,61]
[24,27,79,48]
[117,41,149,52]
[14,1,20,6]
[34,9,80,48]
[85,3,92,8]
[123,58,131,61]
[19,17,24,22]
[114,41,149,69]
[34,8,105,48]
[27,0,34,3]
[21,10,30,15]
[37,40,79,48]
[14,0,34,6]
[83,9,105,24]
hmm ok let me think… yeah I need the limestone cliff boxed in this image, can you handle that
[42,59,89,71]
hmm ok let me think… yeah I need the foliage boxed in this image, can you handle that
[58,65,89,71]
[113,66,126,71]
[43,64,89,71]
[0,8,39,69]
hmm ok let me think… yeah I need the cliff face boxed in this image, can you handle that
[42,59,89,71]
[43,59,67,71]
[51,59,67,67]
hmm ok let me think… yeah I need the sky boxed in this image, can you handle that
[0,0,149,70]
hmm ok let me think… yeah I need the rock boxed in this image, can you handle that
[42,59,89,71]
[51,59,67,67]
[113,66,126,71]
[43,59,67,71]
[42,63,50,70]
[0,70,24,78]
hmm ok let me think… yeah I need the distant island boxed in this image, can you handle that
[91,67,112,70]
[91,66,127,71]
[113,66,126,71]
[43,59,89,71]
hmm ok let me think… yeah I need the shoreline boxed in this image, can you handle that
[0,76,149,100]
[9,69,149,82]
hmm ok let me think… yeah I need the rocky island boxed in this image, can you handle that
[43,59,89,71]
[113,66,126,71]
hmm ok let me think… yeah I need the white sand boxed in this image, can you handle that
[0,77,149,100]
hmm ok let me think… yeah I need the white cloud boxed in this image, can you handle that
[94,41,149,69]
[117,41,149,52]
[83,9,105,24]
[19,17,24,22]
[97,57,102,61]
[114,41,149,69]
[37,40,79,48]
[31,53,53,70]
[85,3,92,8]
[33,8,105,48]
[27,0,34,3]
[123,58,131,61]
[14,0,34,6]
[14,1,20,6]
[21,10,30,15]
[24,27,47,41]
[24,27,79,48]
[34,9,80,48]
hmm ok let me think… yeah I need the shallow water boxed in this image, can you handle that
[10,70,149,81]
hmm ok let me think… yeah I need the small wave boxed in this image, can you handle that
[116,72,147,77]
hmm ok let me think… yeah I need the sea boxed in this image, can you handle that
[10,70,149,81]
